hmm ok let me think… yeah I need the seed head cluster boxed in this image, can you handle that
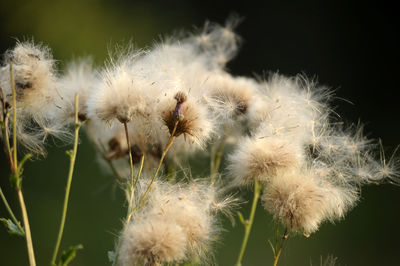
[0,17,398,265]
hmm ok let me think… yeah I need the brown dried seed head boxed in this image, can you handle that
[174,91,187,104]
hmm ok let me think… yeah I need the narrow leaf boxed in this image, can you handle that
[267,239,276,256]
[0,218,24,236]
[59,244,83,266]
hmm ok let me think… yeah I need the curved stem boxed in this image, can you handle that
[235,180,261,266]
[273,229,288,266]
[50,94,83,266]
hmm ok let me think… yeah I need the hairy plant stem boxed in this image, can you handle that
[235,180,262,266]
[273,229,288,266]
[9,60,37,266]
[51,94,83,266]
[0,186,25,234]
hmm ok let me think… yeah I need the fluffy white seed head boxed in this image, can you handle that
[87,52,149,124]
[53,58,98,122]
[227,136,303,186]
[0,41,58,117]
[118,217,187,265]
[262,169,357,236]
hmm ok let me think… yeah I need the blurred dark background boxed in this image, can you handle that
[1,0,399,265]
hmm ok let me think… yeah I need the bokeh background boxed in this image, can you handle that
[1,0,399,265]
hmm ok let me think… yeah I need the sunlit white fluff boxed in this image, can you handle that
[262,169,357,236]
[87,51,150,124]
[118,179,236,264]
[53,58,98,122]
[0,41,63,154]
[227,136,304,186]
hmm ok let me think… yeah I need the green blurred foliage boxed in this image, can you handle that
[1,1,399,266]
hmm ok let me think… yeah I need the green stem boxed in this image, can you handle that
[235,180,261,266]
[50,94,83,266]
[112,122,178,266]
[10,60,36,266]
[112,154,144,266]
[0,186,25,234]
[136,121,178,210]
[17,189,35,266]
[273,229,288,266]
[127,154,144,222]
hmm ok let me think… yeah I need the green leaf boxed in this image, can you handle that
[59,244,83,266]
[237,211,245,225]
[107,251,115,263]
[0,218,24,236]
[267,239,276,256]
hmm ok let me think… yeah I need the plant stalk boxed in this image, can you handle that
[273,229,288,266]
[50,94,83,266]
[235,180,261,266]
[0,186,25,234]
[10,60,36,266]
[136,121,178,209]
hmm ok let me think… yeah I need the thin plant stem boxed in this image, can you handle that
[273,229,288,266]
[235,180,262,266]
[50,94,83,266]
[10,60,36,266]
[127,154,145,222]
[0,186,25,234]
[1,110,14,169]
[11,61,17,172]
[133,154,145,189]
[210,137,216,176]
[113,122,178,266]
[212,135,227,178]
[136,121,178,210]
[17,189,35,265]
[123,121,134,189]
[112,154,145,266]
